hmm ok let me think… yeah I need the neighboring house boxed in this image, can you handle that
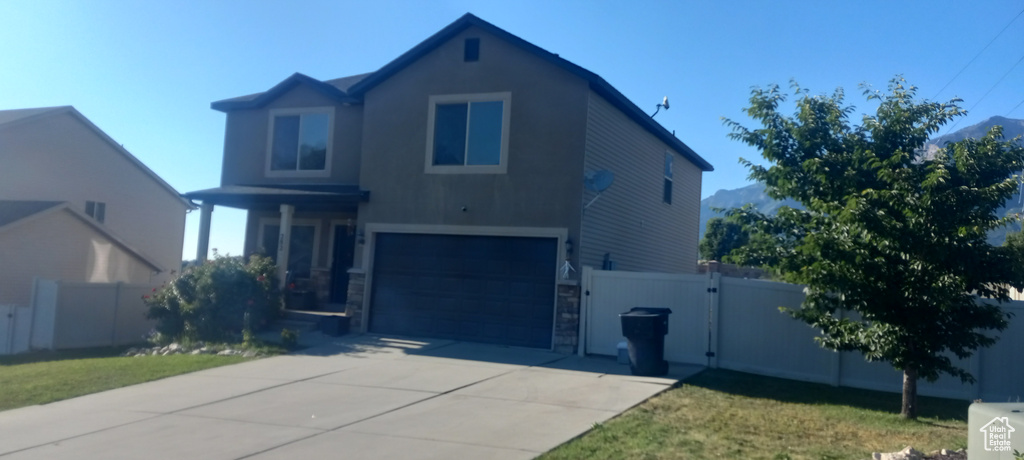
[0,201,162,307]
[0,106,191,307]
[186,13,714,352]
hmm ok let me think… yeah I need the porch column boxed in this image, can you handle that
[196,203,214,262]
[276,204,294,289]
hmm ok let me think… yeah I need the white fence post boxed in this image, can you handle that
[578,266,593,357]
[30,279,58,350]
[830,308,842,387]
[706,271,720,368]
[0,305,12,355]
[110,282,122,344]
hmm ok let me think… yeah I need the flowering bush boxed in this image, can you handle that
[145,254,281,343]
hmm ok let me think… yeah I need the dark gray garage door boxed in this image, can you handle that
[369,233,557,348]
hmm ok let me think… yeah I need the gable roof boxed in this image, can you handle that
[0,200,63,227]
[346,13,713,171]
[0,106,194,209]
[211,14,712,172]
[211,72,371,111]
[0,200,163,271]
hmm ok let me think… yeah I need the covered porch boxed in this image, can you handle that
[184,184,369,311]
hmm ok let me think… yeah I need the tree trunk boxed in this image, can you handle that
[901,368,918,419]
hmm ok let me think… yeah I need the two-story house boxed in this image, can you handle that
[0,106,192,308]
[186,14,713,353]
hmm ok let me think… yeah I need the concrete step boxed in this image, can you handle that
[282,309,348,323]
[273,318,319,332]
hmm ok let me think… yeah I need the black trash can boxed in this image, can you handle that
[619,307,672,376]
[320,315,350,337]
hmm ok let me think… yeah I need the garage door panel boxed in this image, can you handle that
[370,233,556,348]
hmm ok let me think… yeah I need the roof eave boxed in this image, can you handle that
[345,13,713,172]
[211,73,360,112]
[589,81,714,172]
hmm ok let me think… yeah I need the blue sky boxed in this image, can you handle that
[2,0,1022,260]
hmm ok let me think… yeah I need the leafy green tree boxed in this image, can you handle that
[699,216,750,261]
[723,78,1024,419]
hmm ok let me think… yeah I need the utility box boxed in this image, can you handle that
[968,402,1024,459]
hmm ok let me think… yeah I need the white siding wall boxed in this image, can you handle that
[580,92,702,273]
[0,111,188,280]
[0,211,155,307]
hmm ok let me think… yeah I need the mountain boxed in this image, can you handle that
[699,116,1024,243]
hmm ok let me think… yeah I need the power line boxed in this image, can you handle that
[1008,97,1024,117]
[931,7,1024,100]
[944,51,1024,133]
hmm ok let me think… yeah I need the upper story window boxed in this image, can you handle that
[425,92,511,174]
[663,152,673,204]
[85,200,105,223]
[266,108,333,177]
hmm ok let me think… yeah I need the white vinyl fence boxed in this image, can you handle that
[0,304,33,355]
[581,266,1023,402]
[0,280,157,354]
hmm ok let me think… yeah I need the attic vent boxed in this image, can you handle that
[464,38,480,62]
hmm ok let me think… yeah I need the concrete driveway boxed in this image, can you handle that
[0,335,703,459]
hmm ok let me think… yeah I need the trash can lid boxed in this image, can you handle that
[628,307,672,315]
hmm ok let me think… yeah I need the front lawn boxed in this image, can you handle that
[542,369,968,460]
[0,346,251,412]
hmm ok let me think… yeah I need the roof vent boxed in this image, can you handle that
[464,38,480,62]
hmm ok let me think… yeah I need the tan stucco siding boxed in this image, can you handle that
[220,85,362,187]
[357,25,589,267]
[581,91,702,273]
[0,211,154,307]
[0,112,187,279]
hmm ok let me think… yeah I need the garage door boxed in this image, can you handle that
[369,233,557,348]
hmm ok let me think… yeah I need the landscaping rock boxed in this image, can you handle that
[924,449,966,460]
[872,446,964,460]
[873,446,922,460]
[190,349,203,355]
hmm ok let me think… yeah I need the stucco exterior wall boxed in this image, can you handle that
[580,90,703,273]
[356,25,589,269]
[220,85,363,187]
[0,111,188,279]
[0,211,154,307]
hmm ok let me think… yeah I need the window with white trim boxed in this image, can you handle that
[258,221,319,279]
[426,92,510,174]
[663,152,673,204]
[266,108,333,176]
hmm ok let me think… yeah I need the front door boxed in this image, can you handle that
[330,225,357,303]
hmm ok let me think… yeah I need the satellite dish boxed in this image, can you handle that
[583,170,615,211]
[584,170,614,193]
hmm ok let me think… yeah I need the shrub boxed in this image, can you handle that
[280,328,299,349]
[146,254,281,343]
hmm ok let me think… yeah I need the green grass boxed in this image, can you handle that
[0,346,251,412]
[541,369,968,460]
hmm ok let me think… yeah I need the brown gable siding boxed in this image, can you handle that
[220,84,363,187]
[356,25,588,237]
[580,91,702,273]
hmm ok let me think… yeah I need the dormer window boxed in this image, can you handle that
[267,107,333,176]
